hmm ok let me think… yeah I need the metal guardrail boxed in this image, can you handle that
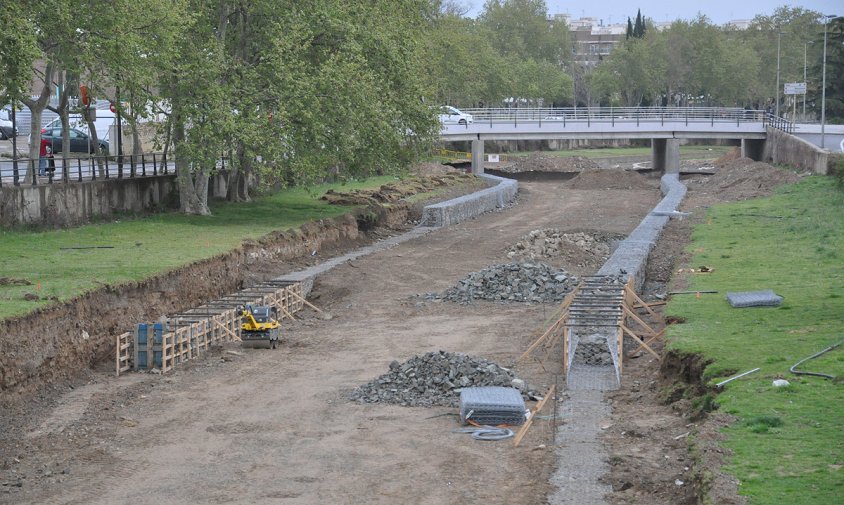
[763,113,794,133]
[0,152,180,187]
[460,106,768,124]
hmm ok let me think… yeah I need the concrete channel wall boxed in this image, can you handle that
[764,127,830,174]
[421,174,518,227]
[597,173,686,291]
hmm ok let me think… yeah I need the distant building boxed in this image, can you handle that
[724,19,753,30]
[566,18,626,68]
[561,15,751,67]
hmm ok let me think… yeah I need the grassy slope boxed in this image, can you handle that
[666,176,844,504]
[0,177,397,319]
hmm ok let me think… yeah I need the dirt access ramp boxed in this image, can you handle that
[0,176,663,504]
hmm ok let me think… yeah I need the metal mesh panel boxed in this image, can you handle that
[565,276,624,390]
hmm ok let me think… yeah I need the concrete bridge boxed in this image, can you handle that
[439,107,794,173]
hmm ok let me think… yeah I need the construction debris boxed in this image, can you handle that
[320,173,476,206]
[507,229,623,270]
[427,262,579,304]
[495,153,600,173]
[350,351,521,407]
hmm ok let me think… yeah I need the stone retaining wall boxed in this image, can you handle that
[420,174,518,227]
[0,175,177,227]
[597,173,686,291]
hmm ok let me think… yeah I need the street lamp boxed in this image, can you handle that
[776,31,783,117]
[821,15,840,149]
[804,41,813,117]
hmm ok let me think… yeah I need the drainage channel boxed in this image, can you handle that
[549,173,688,505]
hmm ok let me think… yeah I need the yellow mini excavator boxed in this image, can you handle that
[239,304,281,349]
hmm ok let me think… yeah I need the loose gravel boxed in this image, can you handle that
[350,351,521,407]
[426,262,579,304]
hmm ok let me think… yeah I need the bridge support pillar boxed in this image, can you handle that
[471,139,485,174]
[741,139,765,161]
[652,138,680,173]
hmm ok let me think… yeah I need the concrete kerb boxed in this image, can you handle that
[276,173,519,294]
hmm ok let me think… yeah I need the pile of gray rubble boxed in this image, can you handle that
[507,229,616,263]
[350,351,521,407]
[427,262,578,304]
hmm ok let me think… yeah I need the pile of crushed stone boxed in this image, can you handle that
[427,262,579,304]
[567,169,656,190]
[507,229,624,271]
[496,153,600,173]
[349,351,520,407]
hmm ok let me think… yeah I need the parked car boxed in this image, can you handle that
[40,127,109,154]
[0,108,17,140]
[438,106,473,126]
[41,110,118,143]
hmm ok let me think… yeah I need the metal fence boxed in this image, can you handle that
[0,152,178,187]
[460,106,768,123]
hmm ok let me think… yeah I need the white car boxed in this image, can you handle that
[0,108,18,139]
[438,106,473,126]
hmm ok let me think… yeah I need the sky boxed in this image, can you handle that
[462,1,841,25]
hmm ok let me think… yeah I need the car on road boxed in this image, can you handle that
[0,108,17,140]
[439,106,473,126]
[40,127,109,154]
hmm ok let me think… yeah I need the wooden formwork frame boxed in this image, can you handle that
[115,332,133,376]
[117,283,306,376]
[621,277,663,362]
[518,283,581,369]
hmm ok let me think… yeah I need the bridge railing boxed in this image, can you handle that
[459,107,767,126]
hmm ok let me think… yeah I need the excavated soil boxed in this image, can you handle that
[567,168,658,190]
[496,153,601,173]
[0,156,803,505]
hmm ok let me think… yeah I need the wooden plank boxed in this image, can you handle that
[623,306,657,336]
[630,328,666,357]
[513,384,556,447]
[625,284,658,318]
[620,324,660,360]
[213,317,241,342]
[289,290,324,314]
[115,334,122,377]
[517,310,567,363]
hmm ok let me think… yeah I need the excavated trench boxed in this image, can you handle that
[0,203,417,403]
[0,162,750,505]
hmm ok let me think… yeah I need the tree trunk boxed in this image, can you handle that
[226,142,252,202]
[84,109,107,177]
[22,62,55,181]
[173,120,210,215]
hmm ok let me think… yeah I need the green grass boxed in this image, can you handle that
[506,145,733,159]
[0,177,398,319]
[666,176,844,504]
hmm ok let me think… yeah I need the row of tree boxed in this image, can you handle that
[590,7,843,112]
[1,1,842,214]
[2,0,439,214]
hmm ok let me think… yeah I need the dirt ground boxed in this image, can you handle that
[0,154,802,504]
